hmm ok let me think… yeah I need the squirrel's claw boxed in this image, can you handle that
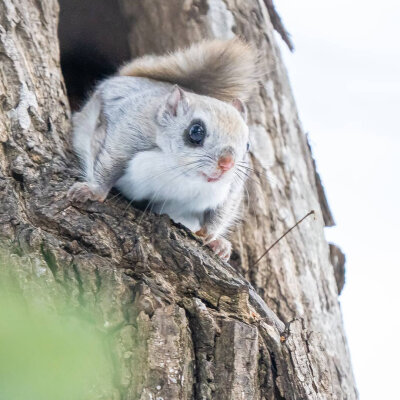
[208,238,232,261]
[195,228,231,260]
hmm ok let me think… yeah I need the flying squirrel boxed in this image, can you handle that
[68,38,260,261]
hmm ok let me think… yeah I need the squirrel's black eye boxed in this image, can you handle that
[246,142,250,152]
[188,122,206,145]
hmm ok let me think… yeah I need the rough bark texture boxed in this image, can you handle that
[0,0,357,399]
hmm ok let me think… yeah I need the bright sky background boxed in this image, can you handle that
[274,1,400,398]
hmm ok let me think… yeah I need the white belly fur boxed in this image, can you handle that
[115,150,231,231]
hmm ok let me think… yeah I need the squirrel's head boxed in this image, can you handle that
[156,86,250,185]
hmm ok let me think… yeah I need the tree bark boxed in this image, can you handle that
[0,0,357,399]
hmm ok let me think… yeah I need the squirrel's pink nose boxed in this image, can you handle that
[218,155,234,172]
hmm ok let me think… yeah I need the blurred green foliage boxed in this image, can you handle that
[0,251,113,400]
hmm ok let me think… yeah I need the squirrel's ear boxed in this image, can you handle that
[157,85,189,125]
[165,85,189,116]
[231,98,247,122]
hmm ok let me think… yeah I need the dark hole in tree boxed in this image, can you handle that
[58,0,132,111]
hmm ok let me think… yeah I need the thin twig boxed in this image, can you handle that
[253,210,315,267]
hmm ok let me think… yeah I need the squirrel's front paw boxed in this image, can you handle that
[67,182,106,203]
[208,237,232,261]
[195,228,232,261]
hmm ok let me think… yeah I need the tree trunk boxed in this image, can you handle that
[0,0,357,399]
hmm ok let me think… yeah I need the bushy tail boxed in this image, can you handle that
[119,38,260,102]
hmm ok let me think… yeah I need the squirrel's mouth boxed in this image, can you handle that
[200,171,224,182]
